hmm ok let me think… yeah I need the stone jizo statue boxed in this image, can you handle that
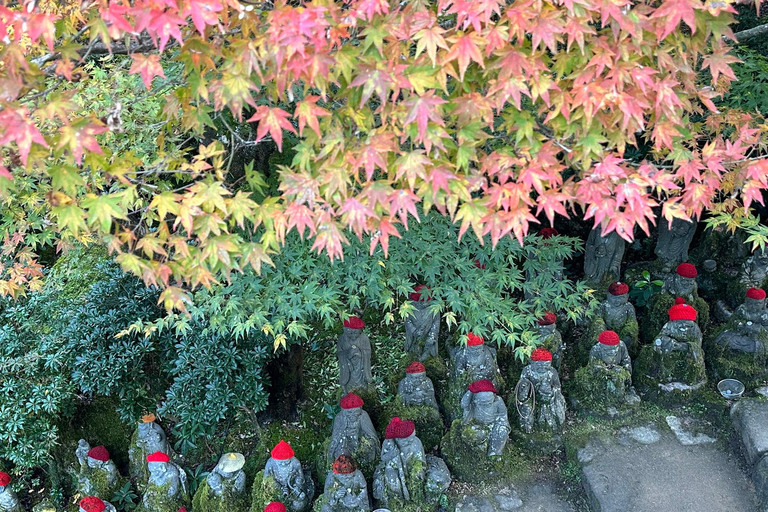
[655,217,697,271]
[589,330,632,374]
[460,379,511,457]
[716,288,768,354]
[337,316,373,393]
[602,282,637,333]
[207,453,246,496]
[79,496,117,512]
[263,441,314,512]
[0,472,20,512]
[141,451,188,511]
[397,361,438,410]
[662,263,699,301]
[327,393,380,468]
[373,417,426,504]
[320,455,371,512]
[405,285,440,361]
[76,442,120,497]
[742,247,768,289]
[653,298,704,358]
[129,413,172,483]
[516,349,567,434]
[453,332,502,386]
[584,227,626,283]
[536,312,564,370]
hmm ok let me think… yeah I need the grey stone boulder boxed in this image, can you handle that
[753,455,768,505]
[731,399,768,465]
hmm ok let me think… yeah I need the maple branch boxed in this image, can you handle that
[733,23,768,43]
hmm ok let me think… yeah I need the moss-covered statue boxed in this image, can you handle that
[192,452,248,512]
[313,455,371,512]
[708,288,768,388]
[372,418,450,511]
[337,316,373,394]
[635,298,706,401]
[598,282,638,346]
[75,442,121,499]
[398,362,438,410]
[646,263,710,340]
[252,441,314,512]
[405,285,440,361]
[535,312,564,370]
[572,331,636,413]
[128,413,174,486]
[78,497,117,512]
[387,361,444,452]
[516,348,566,434]
[0,472,20,512]
[732,248,768,303]
[447,332,503,421]
[326,393,380,477]
[137,451,189,512]
[584,227,625,284]
[655,217,696,273]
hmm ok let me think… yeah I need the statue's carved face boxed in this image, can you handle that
[745,298,766,314]
[601,344,619,356]
[472,391,495,407]
[343,407,362,423]
[538,323,556,334]
[147,461,168,475]
[671,221,690,236]
[87,457,104,469]
[754,250,768,266]
[394,434,419,452]
[530,360,551,372]
[669,319,695,333]
[406,373,426,385]
[607,293,628,306]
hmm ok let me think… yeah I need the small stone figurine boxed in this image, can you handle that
[76,442,120,498]
[255,440,314,512]
[79,496,117,512]
[129,413,173,485]
[572,330,636,413]
[655,217,697,272]
[584,227,626,284]
[662,263,699,301]
[0,472,20,512]
[327,393,380,472]
[460,379,511,457]
[589,330,632,373]
[139,451,188,512]
[453,333,502,386]
[741,247,768,290]
[337,316,373,394]
[516,349,567,434]
[715,288,768,355]
[647,263,709,340]
[535,312,564,370]
[192,452,248,512]
[405,285,440,361]
[397,362,439,410]
[601,282,638,349]
[317,455,371,512]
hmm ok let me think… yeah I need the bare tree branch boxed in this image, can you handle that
[734,23,768,43]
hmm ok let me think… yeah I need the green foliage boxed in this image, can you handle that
[630,270,664,307]
[111,482,138,512]
[718,47,768,115]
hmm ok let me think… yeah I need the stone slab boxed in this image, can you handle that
[453,482,573,512]
[731,399,768,466]
[580,429,758,512]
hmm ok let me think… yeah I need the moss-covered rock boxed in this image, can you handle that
[250,469,313,512]
[379,399,444,453]
[440,420,523,484]
[192,478,249,512]
[704,323,768,390]
[633,345,707,406]
[75,465,123,502]
[135,480,188,512]
[569,365,634,415]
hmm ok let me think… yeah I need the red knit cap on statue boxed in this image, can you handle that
[676,263,698,278]
[146,451,170,463]
[340,392,364,409]
[538,312,557,326]
[747,288,767,300]
[0,472,10,487]
[540,227,559,239]
[469,379,498,394]
[466,332,484,346]
[87,445,110,462]
[332,454,357,474]
[598,330,620,346]
[343,316,365,329]
[265,503,287,512]
[271,440,295,460]
[79,497,106,512]
[531,348,553,362]
[410,284,431,302]
[668,298,698,322]
[406,361,426,374]
[385,417,416,439]
[608,282,630,296]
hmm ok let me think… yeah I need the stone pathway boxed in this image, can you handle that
[578,422,759,512]
[453,481,575,512]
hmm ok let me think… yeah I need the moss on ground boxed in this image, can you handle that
[192,479,249,512]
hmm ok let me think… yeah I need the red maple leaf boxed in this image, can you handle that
[129,54,166,89]
[26,13,57,51]
[387,189,421,229]
[183,0,223,35]
[701,46,739,84]
[0,108,49,166]
[403,91,447,142]
[294,96,330,137]
[369,216,402,256]
[339,197,378,239]
[247,106,297,151]
[443,32,485,81]
[651,0,701,41]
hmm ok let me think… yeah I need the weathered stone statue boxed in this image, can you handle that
[337,316,373,394]
[635,299,707,400]
[129,413,172,485]
[138,452,188,512]
[453,333,502,386]
[662,263,699,301]
[253,441,314,512]
[603,282,639,347]
[516,349,567,434]
[316,455,371,512]
[646,263,710,342]
[397,362,438,410]
[405,285,440,361]
[372,417,451,509]
[536,312,564,370]
[76,442,121,498]
[0,472,20,512]
[459,379,511,457]
[572,331,636,413]
[584,227,626,283]
[742,247,768,289]
[589,330,632,373]
[79,496,117,512]
[715,288,768,355]
[192,452,248,512]
[655,217,697,271]
[326,393,380,474]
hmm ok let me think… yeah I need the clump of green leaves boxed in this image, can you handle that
[630,270,664,307]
